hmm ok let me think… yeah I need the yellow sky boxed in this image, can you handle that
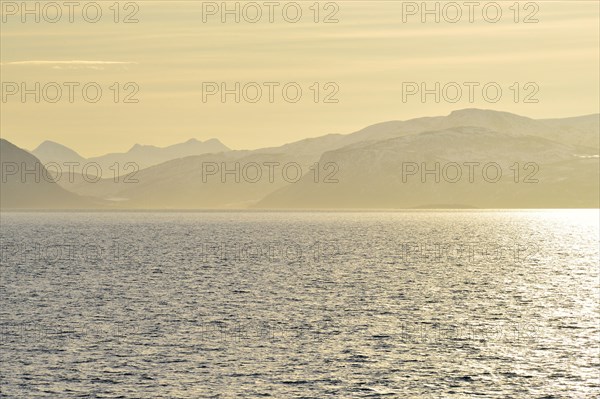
[1,0,599,157]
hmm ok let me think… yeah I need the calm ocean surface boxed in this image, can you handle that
[0,211,598,398]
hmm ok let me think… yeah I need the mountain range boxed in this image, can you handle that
[2,109,598,209]
[32,138,230,174]
[0,139,101,209]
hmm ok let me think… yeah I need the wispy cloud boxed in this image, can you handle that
[0,60,138,70]
[1,60,137,66]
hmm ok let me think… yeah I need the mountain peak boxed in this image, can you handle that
[32,140,84,162]
[450,108,505,117]
[34,140,70,152]
[448,108,531,120]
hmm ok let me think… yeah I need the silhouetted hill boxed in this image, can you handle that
[31,138,230,175]
[1,139,98,209]
[32,140,86,165]
[255,126,599,209]
[5,109,599,209]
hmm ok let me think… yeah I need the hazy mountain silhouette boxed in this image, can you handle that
[4,109,599,209]
[256,126,599,209]
[90,138,230,170]
[32,140,86,165]
[0,139,99,209]
[539,114,599,149]
[62,152,295,208]
[32,138,230,174]
[255,109,598,166]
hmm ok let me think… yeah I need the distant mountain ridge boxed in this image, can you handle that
[4,108,599,209]
[28,109,600,167]
[0,139,99,209]
[31,137,230,173]
[255,126,599,209]
[32,140,86,164]
[253,109,598,168]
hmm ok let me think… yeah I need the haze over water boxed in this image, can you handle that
[1,210,598,398]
